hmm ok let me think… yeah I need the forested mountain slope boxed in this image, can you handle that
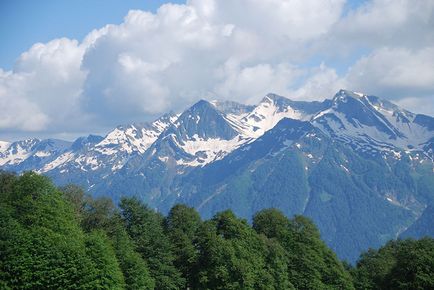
[1,90,433,262]
[1,172,433,289]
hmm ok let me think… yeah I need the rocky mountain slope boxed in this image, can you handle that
[1,89,433,262]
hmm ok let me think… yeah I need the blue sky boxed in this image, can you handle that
[0,0,433,140]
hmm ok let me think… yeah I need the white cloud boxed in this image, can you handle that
[344,47,434,99]
[330,0,434,51]
[197,0,345,40]
[395,96,434,116]
[1,0,433,140]
[215,62,303,104]
[290,63,344,100]
[80,0,346,119]
[339,46,434,116]
[0,69,49,131]
[0,38,87,134]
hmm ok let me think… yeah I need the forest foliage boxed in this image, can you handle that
[0,171,433,289]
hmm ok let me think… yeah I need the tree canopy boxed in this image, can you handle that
[0,171,432,289]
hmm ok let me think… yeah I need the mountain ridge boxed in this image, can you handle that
[2,90,432,165]
[1,89,433,262]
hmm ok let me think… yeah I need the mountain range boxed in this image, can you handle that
[1,89,433,262]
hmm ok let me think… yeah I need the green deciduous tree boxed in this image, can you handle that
[85,230,125,289]
[253,209,354,290]
[120,197,184,290]
[352,238,434,290]
[194,210,283,290]
[107,215,155,290]
[0,172,96,289]
[2,171,433,290]
[165,204,201,288]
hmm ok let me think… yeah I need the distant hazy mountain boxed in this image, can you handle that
[1,89,433,262]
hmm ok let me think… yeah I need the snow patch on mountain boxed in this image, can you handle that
[34,151,52,158]
[40,152,75,173]
[239,95,306,138]
[0,141,10,152]
[95,114,178,156]
[0,139,40,166]
[312,90,434,159]
[36,113,179,174]
[175,134,246,166]
[1,90,433,176]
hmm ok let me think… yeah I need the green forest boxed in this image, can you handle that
[1,171,433,289]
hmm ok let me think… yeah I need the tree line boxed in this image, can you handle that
[0,171,433,289]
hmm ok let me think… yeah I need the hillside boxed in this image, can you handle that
[1,172,433,289]
[1,90,433,262]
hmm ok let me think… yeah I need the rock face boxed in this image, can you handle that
[1,90,433,262]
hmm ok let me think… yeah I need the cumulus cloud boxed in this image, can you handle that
[340,46,434,116]
[215,62,303,103]
[344,47,434,98]
[290,63,344,101]
[395,96,434,116]
[79,0,346,123]
[0,69,49,131]
[1,0,433,140]
[334,0,434,49]
[0,38,87,135]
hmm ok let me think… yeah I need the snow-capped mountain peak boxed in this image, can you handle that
[148,99,245,167]
[37,112,180,175]
[0,138,71,170]
[238,93,307,138]
[95,111,179,156]
[1,89,433,178]
[169,99,238,141]
[0,139,39,166]
[1,90,432,266]
[0,141,11,153]
[312,90,433,158]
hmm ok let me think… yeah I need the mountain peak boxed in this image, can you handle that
[190,99,214,110]
[176,99,221,125]
[333,89,366,103]
[333,90,416,124]
[262,93,289,104]
[168,98,239,141]
[71,134,104,151]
